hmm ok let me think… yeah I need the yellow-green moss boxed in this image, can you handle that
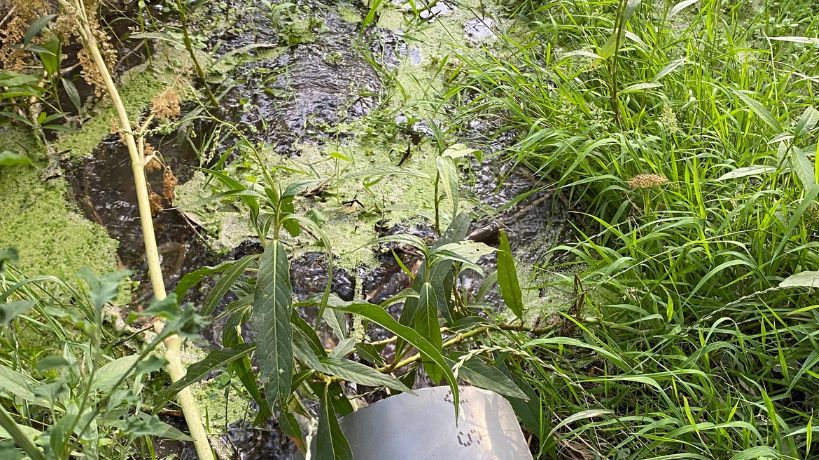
[337,3,362,24]
[0,165,119,279]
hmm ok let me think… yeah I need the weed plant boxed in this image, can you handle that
[457,0,819,457]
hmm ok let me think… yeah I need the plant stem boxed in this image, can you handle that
[0,405,44,460]
[68,2,213,458]
[174,0,218,107]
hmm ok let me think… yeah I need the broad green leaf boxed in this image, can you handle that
[435,241,495,265]
[728,446,780,460]
[23,15,57,44]
[78,269,130,317]
[174,257,242,299]
[790,145,817,192]
[458,357,528,400]
[0,300,35,326]
[794,106,819,138]
[716,165,777,181]
[315,384,353,460]
[436,155,460,217]
[780,271,819,288]
[253,240,293,406]
[667,0,698,20]
[497,230,523,320]
[441,143,478,159]
[599,0,642,59]
[0,422,41,441]
[0,365,36,402]
[331,302,459,416]
[120,413,192,441]
[61,78,82,113]
[156,344,255,408]
[621,82,663,93]
[735,91,782,132]
[0,71,39,88]
[318,357,412,393]
[91,355,139,392]
[416,282,443,382]
[202,255,255,315]
[0,152,33,168]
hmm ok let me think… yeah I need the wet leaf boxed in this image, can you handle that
[253,240,293,406]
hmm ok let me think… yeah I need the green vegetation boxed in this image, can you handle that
[455,0,819,457]
[2,0,818,458]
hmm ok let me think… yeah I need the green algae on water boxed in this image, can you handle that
[0,166,119,279]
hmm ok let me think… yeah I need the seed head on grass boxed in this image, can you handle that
[660,104,680,134]
[627,174,669,190]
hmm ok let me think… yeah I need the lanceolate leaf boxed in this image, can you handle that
[497,230,524,320]
[155,344,255,409]
[318,357,412,393]
[331,302,460,417]
[202,255,256,315]
[458,357,528,400]
[416,282,443,383]
[315,384,353,460]
[175,256,253,299]
[254,240,294,406]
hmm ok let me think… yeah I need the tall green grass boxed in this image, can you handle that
[458,0,819,457]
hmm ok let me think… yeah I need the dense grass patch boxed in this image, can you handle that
[459,0,819,457]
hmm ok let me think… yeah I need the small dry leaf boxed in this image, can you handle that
[162,167,178,201]
[149,191,164,216]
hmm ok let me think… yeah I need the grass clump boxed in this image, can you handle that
[458,0,819,457]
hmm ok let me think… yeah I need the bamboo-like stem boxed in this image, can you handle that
[67,2,213,458]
